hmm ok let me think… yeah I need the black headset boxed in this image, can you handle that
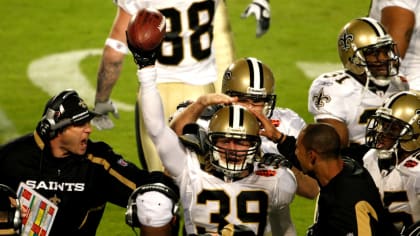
[0,184,22,235]
[125,172,180,227]
[37,90,78,140]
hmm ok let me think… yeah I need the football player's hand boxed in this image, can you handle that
[245,105,282,143]
[126,31,160,69]
[259,153,292,169]
[220,223,256,236]
[241,0,270,37]
[197,93,237,107]
[91,100,119,130]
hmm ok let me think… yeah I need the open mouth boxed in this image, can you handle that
[81,139,88,148]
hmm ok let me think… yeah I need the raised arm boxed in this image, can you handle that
[137,68,185,177]
[169,93,237,135]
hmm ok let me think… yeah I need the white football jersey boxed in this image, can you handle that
[176,149,297,235]
[260,108,306,154]
[116,0,219,85]
[140,68,297,235]
[363,149,420,231]
[308,70,408,144]
[369,0,420,90]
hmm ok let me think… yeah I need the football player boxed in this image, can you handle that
[363,91,420,234]
[132,46,298,235]
[369,0,420,90]
[170,57,320,200]
[92,0,270,173]
[308,17,409,162]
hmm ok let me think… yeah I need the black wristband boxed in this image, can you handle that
[276,135,302,170]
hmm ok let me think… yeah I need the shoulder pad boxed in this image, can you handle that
[390,75,409,91]
[398,152,420,176]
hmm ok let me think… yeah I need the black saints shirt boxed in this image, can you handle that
[0,132,149,236]
[308,157,398,236]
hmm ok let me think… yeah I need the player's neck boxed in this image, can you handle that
[317,158,344,187]
[349,71,389,92]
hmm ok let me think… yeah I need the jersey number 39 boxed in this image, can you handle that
[196,189,268,235]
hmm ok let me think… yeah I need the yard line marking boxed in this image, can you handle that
[0,109,19,142]
[296,61,342,79]
[27,49,134,111]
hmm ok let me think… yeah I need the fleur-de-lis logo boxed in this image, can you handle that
[222,70,232,88]
[313,88,331,109]
[49,194,61,205]
[79,99,88,109]
[338,29,354,52]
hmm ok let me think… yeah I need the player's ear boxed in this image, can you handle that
[170,215,177,225]
[308,150,317,166]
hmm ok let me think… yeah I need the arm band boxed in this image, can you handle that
[105,38,129,54]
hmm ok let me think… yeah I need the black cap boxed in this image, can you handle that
[57,94,98,125]
[42,89,100,129]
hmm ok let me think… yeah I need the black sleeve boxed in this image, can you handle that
[340,143,370,166]
[88,141,150,206]
[276,136,301,170]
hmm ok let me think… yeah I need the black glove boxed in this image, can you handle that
[126,31,159,69]
[259,153,292,169]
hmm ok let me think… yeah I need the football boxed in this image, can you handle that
[126,8,166,51]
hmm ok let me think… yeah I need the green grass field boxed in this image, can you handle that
[0,0,370,235]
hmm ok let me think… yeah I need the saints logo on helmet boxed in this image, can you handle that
[222,57,276,117]
[338,17,400,86]
[207,105,261,178]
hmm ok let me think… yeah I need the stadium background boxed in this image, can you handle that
[0,0,369,235]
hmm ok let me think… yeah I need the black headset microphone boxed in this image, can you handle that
[0,184,22,235]
[38,90,78,140]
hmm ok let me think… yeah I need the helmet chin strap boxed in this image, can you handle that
[368,57,398,87]
[377,124,411,176]
[377,145,398,177]
[356,67,372,108]
[371,76,391,87]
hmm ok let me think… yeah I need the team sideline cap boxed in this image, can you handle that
[42,90,100,127]
[136,191,173,227]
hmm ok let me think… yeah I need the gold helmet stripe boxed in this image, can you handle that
[359,17,387,37]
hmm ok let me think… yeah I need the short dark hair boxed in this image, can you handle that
[301,123,341,158]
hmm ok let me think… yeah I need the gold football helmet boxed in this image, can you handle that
[207,105,261,178]
[337,17,399,86]
[365,91,420,174]
[366,91,420,152]
[222,57,276,117]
